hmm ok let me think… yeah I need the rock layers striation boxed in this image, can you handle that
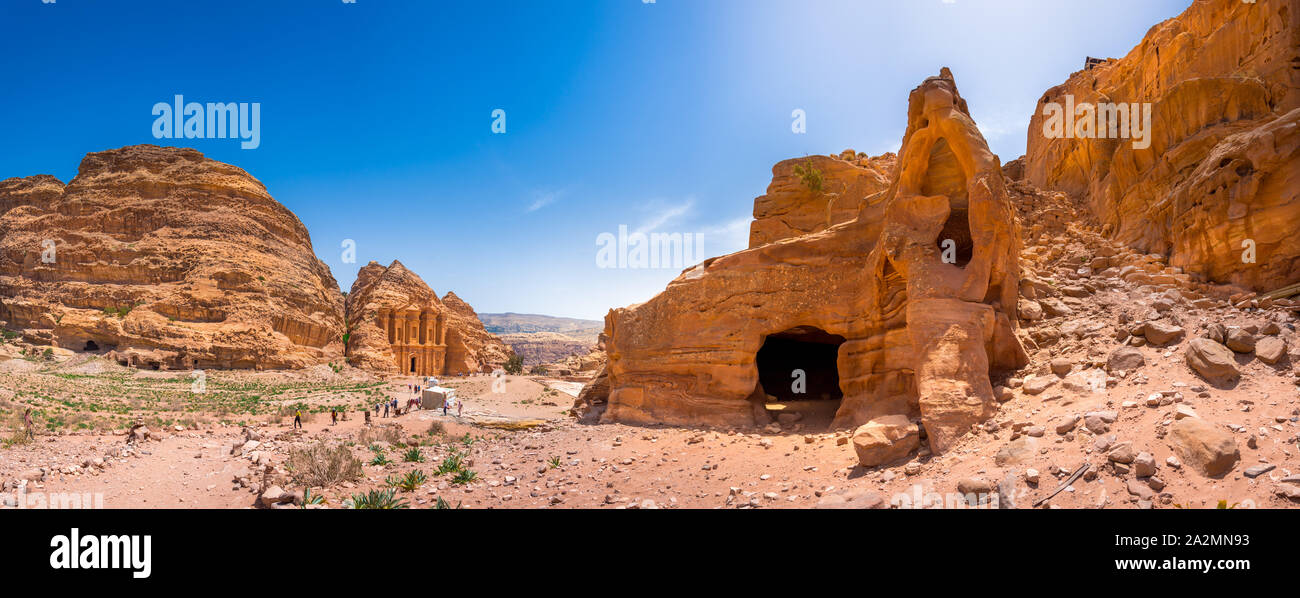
[1024,0,1300,292]
[0,145,345,370]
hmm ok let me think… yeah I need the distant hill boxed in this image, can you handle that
[478,313,603,366]
[478,313,603,340]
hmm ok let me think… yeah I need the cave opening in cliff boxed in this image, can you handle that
[938,208,974,267]
[82,340,99,352]
[755,326,845,429]
[922,136,974,267]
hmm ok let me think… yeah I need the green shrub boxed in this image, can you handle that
[793,158,824,194]
[433,497,462,510]
[350,488,408,509]
[451,469,478,485]
[435,450,465,476]
[387,470,427,492]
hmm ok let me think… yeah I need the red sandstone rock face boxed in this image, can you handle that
[1024,0,1300,292]
[345,261,509,376]
[584,70,1027,460]
[0,145,345,370]
[441,290,511,374]
[749,152,895,248]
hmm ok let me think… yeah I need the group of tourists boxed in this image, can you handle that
[374,397,403,418]
[285,375,467,430]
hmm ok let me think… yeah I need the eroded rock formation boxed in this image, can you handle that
[1024,0,1300,292]
[345,260,509,376]
[581,70,1027,462]
[0,145,345,370]
[750,151,895,248]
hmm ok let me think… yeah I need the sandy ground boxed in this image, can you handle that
[4,350,1297,509]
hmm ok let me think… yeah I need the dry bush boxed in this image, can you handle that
[286,441,363,487]
[1,413,32,448]
[427,421,446,437]
[2,428,32,448]
[358,425,403,446]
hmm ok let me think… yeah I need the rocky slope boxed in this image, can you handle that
[498,331,594,366]
[1024,0,1300,292]
[0,145,345,370]
[479,312,602,366]
[344,260,509,375]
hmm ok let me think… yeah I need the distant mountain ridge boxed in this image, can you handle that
[478,313,603,339]
[479,313,603,366]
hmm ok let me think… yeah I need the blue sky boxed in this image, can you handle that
[0,0,1191,320]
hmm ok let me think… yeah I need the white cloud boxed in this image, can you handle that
[526,190,562,213]
[630,198,752,256]
[634,199,695,235]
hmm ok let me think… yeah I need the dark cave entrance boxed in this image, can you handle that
[755,326,846,429]
[83,340,99,352]
[937,207,974,267]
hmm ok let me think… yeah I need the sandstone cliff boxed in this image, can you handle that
[749,151,895,248]
[1024,0,1300,292]
[344,260,509,375]
[0,145,345,370]
[441,290,512,374]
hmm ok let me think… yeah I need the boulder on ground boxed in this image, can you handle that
[1201,323,1227,344]
[1022,376,1057,395]
[1185,338,1240,384]
[1106,346,1145,372]
[815,488,887,509]
[851,415,919,467]
[1169,417,1240,477]
[259,485,293,507]
[1255,336,1286,364]
[1225,328,1256,353]
[1142,321,1185,346]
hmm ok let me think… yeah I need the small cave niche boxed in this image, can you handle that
[82,340,99,352]
[754,326,846,430]
[937,206,975,267]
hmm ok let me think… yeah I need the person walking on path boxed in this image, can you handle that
[23,408,35,441]
[330,408,338,426]
[293,408,303,429]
